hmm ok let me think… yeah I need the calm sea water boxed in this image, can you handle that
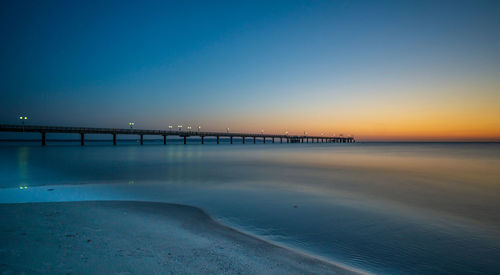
[1,140,499,274]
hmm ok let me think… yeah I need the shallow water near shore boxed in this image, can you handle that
[1,141,499,274]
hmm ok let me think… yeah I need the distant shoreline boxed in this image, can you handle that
[0,139,498,143]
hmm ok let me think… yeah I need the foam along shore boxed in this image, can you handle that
[0,201,361,274]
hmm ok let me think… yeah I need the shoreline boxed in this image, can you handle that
[0,200,363,274]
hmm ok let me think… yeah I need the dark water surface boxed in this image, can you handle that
[1,141,499,274]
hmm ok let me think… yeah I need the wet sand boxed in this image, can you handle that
[0,201,360,274]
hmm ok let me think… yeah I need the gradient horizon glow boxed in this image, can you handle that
[1,0,499,141]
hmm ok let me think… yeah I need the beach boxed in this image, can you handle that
[0,200,359,274]
[1,143,499,273]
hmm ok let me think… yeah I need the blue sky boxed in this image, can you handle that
[1,0,499,139]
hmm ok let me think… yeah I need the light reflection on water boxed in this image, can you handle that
[0,142,499,274]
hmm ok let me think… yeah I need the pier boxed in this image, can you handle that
[0,124,355,146]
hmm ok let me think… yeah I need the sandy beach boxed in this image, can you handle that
[0,201,359,274]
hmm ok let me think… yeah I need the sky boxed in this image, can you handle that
[1,0,499,141]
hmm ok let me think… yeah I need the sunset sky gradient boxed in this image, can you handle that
[1,0,499,141]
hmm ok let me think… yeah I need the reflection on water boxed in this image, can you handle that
[0,142,499,274]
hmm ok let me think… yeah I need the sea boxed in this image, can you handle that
[1,139,499,274]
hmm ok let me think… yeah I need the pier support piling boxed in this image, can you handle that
[41,132,46,146]
[140,134,144,145]
[113,134,117,145]
[80,133,85,146]
[242,137,245,144]
[230,136,233,144]
[163,135,166,145]
[253,137,256,144]
[217,136,220,144]
[201,136,204,144]
[184,136,187,144]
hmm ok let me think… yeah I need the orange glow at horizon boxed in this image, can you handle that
[185,80,500,142]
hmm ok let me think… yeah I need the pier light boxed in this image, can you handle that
[19,116,28,120]
[261,129,264,134]
[198,126,201,132]
[178,125,182,131]
[226,128,229,133]
[19,116,28,126]
[129,122,135,129]
[285,130,288,136]
[187,126,192,131]
[168,125,173,130]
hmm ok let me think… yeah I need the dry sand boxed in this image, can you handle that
[0,201,360,274]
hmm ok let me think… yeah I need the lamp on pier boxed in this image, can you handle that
[129,122,135,129]
[19,116,28,126]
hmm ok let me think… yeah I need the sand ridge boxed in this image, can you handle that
[0,201,361,274]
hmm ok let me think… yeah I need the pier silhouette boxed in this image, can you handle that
[0,124,355,146]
